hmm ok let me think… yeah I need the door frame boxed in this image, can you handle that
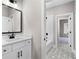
[41,0,46,59]
[55,12,74,51]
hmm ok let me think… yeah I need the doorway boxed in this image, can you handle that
[41,0,75,59]
[56,13,74,50]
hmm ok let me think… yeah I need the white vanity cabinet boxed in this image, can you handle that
[2,45,16,59]
[26,40,32,59]
[13,46,27,59]
[2,39,32,59]
[2,44,17,59]
[2,51,16,59]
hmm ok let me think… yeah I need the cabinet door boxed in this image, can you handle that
[2,48,25,59]
[20,47,27,59]
[2,51,16,59]
[26,45,31,59]
[20,46,31,59]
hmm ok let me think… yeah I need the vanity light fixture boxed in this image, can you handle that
[9,0,17,4]
[9,0,17,8]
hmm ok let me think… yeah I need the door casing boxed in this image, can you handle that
[41,0,47,59]
[55,12,74,51]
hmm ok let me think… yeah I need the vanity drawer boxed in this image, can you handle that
[13,41,26,50]
[2,45,12,54]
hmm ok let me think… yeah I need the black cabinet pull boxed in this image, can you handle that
[18,52,20,58]
[21,50,22,57]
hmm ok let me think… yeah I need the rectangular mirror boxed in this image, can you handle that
[2,4,22,34]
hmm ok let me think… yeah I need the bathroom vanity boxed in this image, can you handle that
[2,35,32,59]
[2,1,32,59]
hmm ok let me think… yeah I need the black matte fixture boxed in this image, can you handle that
[9,0,17,3]
[9,33,15,39]
[9,0,14,3]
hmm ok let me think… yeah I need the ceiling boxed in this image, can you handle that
[46,0,74,8]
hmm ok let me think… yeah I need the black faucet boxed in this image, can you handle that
[9,33,15,39]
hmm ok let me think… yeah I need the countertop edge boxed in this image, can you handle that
[2,37,32,47]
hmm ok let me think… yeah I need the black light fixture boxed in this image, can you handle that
[9,0,17,4]
[9,0,14,3]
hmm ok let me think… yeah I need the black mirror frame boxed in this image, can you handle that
[2,4,22,34]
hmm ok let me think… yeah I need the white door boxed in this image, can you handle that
[46,15,54,45]
[41,15,54,59]
[41,0,47,59]
[41,15,47,59]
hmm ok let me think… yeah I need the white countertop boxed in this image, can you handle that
[2,34,32,46]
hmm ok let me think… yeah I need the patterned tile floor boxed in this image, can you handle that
[47,44,76,59]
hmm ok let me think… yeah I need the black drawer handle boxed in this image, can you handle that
[21,50,22,57]
[18,52,20,58]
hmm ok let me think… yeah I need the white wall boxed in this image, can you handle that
[46,1,75,49]
[2,5,9,17]
[46,15,54,51]
[22,0,41,59]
